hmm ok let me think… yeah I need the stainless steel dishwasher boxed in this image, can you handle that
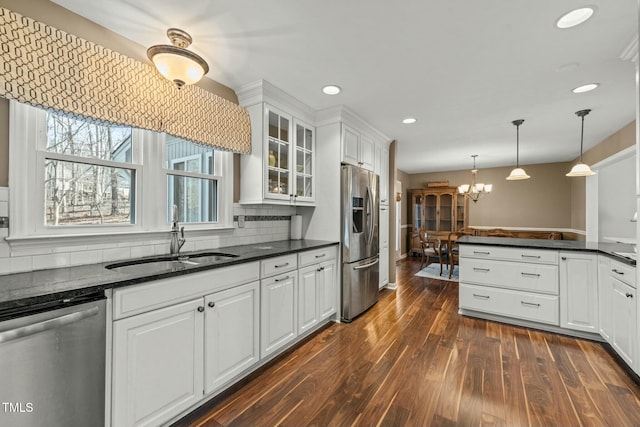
[0,291,106,427]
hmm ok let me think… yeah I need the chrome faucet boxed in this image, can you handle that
[170,205,186,255]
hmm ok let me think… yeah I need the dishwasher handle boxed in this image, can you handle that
[0,305,99,344]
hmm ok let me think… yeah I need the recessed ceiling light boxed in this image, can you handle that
[572,83,599,93]
[556,7,595,29]
[402,118,417,124]
[322,85,341,95]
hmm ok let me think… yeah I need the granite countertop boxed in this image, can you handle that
[0,239,339,311]
[457,236,636,266]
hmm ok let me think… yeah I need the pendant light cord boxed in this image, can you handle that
[516,124,520,167]
[579,114,585,162]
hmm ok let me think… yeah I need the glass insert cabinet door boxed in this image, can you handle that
[293,119,314,201]
[266,106,291,199]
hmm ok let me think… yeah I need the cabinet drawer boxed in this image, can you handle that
[298,246,337,268]
[261,254,297,278]
[460,258,559,294]
[610,260,636,288]
[113,262,260,320]
[460,245,558,264]
[460,283,559,325]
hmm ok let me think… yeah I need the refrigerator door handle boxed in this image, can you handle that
[353,257,379,270]
[365,186,374,245]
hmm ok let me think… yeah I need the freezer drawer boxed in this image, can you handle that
[341,256,379,322]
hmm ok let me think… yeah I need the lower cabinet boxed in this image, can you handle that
[261,272,297,358]
[298,258,338,335]
[204,281,260,394]
[112,299,205,427]
[597,256,613,341]
[379,206,389,289]
[611,277,636,368]
[559,252,598,333]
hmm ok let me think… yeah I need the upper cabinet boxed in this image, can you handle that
[376,145,390,206]
[342,124,374,171]
[237,81,316,205]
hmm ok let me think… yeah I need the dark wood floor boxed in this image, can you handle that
[180,258,640,427]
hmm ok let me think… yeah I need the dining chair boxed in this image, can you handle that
[418,229,441,270]
[446,230,473,279]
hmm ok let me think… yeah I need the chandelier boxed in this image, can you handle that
[458,155,492,203]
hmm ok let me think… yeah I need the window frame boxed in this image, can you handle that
[8,101,234,242]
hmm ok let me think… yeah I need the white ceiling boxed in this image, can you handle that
[51,0,638,174]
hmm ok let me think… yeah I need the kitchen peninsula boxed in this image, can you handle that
[457,235,637,375]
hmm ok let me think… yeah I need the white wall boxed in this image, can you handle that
[597,153,636,241]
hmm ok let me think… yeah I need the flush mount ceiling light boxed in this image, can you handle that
[506,119,530,181]
[566,109,596,177]
[572,83,599,93]
[458,155,492,203]
[402,117,417,124]
[556,7,595,29]
[322,85,341,95]
[147,28,209,88]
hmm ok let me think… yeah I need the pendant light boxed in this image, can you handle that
[147,28,209,88]
[506,119,530,180]
[566,109,595,177]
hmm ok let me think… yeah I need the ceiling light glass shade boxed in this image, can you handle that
[572,83,599,93]
[566,163,595,176]
[506,167,530,180]
[147,28,209,88]
[402,117,417,124]
[556,7,595,29]
[458,184,470,193]
[322,85,341,95]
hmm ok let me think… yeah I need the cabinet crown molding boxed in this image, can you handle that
[236,79,315,123]
[315,105,391,146]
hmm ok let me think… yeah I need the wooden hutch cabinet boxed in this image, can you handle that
[409,186,468,255]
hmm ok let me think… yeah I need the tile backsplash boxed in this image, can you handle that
[0,187,298,275]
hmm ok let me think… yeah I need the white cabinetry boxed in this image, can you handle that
[297,246,338,334]
[559,252,598,333]
[260,254,298,358]
[341,124,374,171]
[238,80,316,205]
[459,245,560,326]
[204,281,260,394]
[377,145,389,206]
[601,258,637,369]
[112,298,204,427]
[379,205,389,289]
[598,255,612,341]
[111,264,260,427]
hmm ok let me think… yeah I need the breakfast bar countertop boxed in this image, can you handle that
[0,239,339,312]
[457,236,636,266]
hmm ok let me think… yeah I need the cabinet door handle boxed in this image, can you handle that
[473,293,490,299]
[626,293,634,298]
[317,266,325,272]
[612,269,625,275]
[197,306,205,313]
[521,301,541,307]
[473,267,490,272]
[208,301,215,308]
[315,254,326,259]
[521,254,541,259]
[473,251,490,255]
[275,262,290,268]
[275,275,290,282]
[561,257,567,260]
[521,272,541,278]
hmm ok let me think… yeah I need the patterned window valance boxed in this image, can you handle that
[0,7,251,153]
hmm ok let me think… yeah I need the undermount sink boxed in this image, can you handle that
[105,252,239,275]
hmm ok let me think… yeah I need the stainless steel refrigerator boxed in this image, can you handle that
[341,164,379,322]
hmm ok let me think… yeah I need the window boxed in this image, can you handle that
[9,102,233,240]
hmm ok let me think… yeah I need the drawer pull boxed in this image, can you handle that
[521,301,541,308]
[521,272,541,278]
[612,269,625,275]
[473,251,490,255]
[473,267,490,272]
[315,254,327,259]
[274,275,290,282]
[472,293,490,299]
[275,262,290,268]
[521,254,541,259]
[626,293,634,299]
